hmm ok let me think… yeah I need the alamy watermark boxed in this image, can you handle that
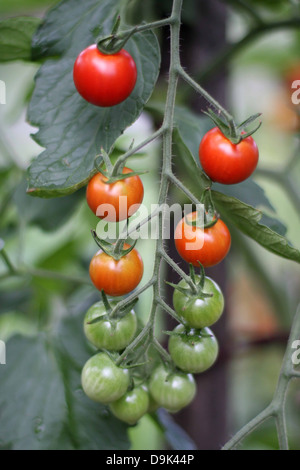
[291,340,300,366]
[291,80,300,105]
[95,202,205,250]
[0,79,6,105]
[0,340,6,365]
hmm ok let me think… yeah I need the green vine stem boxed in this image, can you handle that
[112,127,165,176]
[160,249,198,295]
[115,0,183,364]
[223,305,300,450]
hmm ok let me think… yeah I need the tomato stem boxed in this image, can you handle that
[113,127,165,177]
[0,246,17,275]
[157,298,182,324]
[160,249,198,295]
[100,147,113,174]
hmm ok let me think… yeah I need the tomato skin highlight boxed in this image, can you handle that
[89,244,144,297]
[168,325,219,374]
[81,353,129,404]
[109,385,150,425]
[86,167,144,222]
[173,276,224,328]
[199,127,259,184]
[149,365,196,413]
[84,301,137,351]
[73,45,137,107]
[174,212,231,267]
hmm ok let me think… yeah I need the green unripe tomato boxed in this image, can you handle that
[84,301,137,351]
[173,276,224,329]
[149,365,196,413]
[110,385,149,425]
[168,324,219,374]
[81,353,129,404]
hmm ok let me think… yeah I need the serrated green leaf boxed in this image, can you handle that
[174,106,213,162]
[27,0,160,198]
[0,334,67,450]
[172,107,275,211]
[213,180,274,212]
[172,108,211,198]
[0,311,130,450]
[213,191,300,263]
[0,17,40,62]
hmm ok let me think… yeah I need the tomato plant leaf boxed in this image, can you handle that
[173,131,211,195]
[27,0,160,198]
[0,312,130,450]
[213,191,300,263]
[0,17,40,62]
[0,288,32,315]
[54,310,130,450]
[0,335,67,450]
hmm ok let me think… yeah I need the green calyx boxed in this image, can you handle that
[94,147,147,185]
[85,294,138,326]
[205,108,262,144]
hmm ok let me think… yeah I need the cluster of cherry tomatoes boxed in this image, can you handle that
[81,270,225,424]
[74,42,260,425]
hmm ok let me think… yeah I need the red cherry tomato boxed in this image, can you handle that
[199,127,259,184]
[89,244,144,296]
[86,167,144,222]
[73,45,137,107]
[174,212,231,267]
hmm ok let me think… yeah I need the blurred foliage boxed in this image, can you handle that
[0,0,299,451]
[0,17,40,61]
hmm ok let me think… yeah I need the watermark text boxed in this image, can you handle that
[291,80,300,105]
[95,202,205,250]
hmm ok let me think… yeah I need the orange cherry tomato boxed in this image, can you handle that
[89,244,144,296]
[86,167,144,222]
[174,212,231,267]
